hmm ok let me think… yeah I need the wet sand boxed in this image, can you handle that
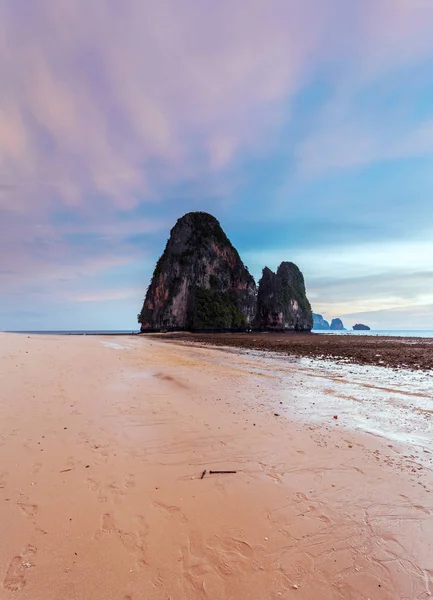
[158,331,433,371]
[0,333,432,599]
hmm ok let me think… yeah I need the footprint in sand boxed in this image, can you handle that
[106,482,124,496]
[87,478,108,503]
[152,569,164,588]
[124,474,135,488]
[125,516,149,568]
[154,500,187,523]
[17,503,38,518]
[117,528,148,570]
[3,545,37,592]
[95,513,148,569]
[217,537,255,559]
[93,512,115,540]
[101,513,115,534]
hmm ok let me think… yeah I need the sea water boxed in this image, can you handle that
[314,330,433,338]
[6,330,139,335]
[6,329,433,338]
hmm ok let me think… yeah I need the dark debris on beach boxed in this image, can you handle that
[150,332,433,372]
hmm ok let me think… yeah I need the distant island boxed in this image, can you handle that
[312,313,330,330]
[138,212,313,332]
[353,324,371,331]
[312,313,346,331]
[331,318,345,331]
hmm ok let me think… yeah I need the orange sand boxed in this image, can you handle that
[0,333,432,599]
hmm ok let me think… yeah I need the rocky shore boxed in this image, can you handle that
[153,331,433,371]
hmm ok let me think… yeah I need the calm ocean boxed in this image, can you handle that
[6,330,139,335]
[6,329,433,338]
[314,330,433,338]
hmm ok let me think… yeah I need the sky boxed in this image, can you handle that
[2,0,433,331]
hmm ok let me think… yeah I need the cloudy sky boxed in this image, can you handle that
[2,0,433,331]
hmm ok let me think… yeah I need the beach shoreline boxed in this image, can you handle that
[0,333,432,599]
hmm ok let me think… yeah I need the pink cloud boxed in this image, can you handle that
[3,0,433,309]
[3,0,433,213]
[72,288,144,303]
[0,207,164,293]
[2,1,432,210]
[0,1,355,212]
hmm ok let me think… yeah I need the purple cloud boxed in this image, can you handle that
[3,0,431,213]
[3,0,433,328]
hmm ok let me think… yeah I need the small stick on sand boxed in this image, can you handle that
[209,470,237,475]
[200,469,207,479]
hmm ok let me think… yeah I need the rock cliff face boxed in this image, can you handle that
[330,318,345,331]
[138,212,257,331]
[313,313,330,330]
[254,262,313,332]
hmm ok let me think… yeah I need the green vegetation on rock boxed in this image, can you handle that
[192,287,247,330]
[184,212,231,248]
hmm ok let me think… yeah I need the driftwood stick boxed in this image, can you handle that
[200,469,207,479]
[209,470,237,474]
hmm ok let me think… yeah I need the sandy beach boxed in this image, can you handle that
[0,333,432,600]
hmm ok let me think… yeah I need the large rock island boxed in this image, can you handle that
[138,212,313,332]
[138,212,256,331]
[254,263,313,331]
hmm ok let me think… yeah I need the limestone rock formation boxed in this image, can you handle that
[254,262,313,332]
[330,318,345,330]
[313,313,330,330]
[353,323,371,331]
[138,212,257,331]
